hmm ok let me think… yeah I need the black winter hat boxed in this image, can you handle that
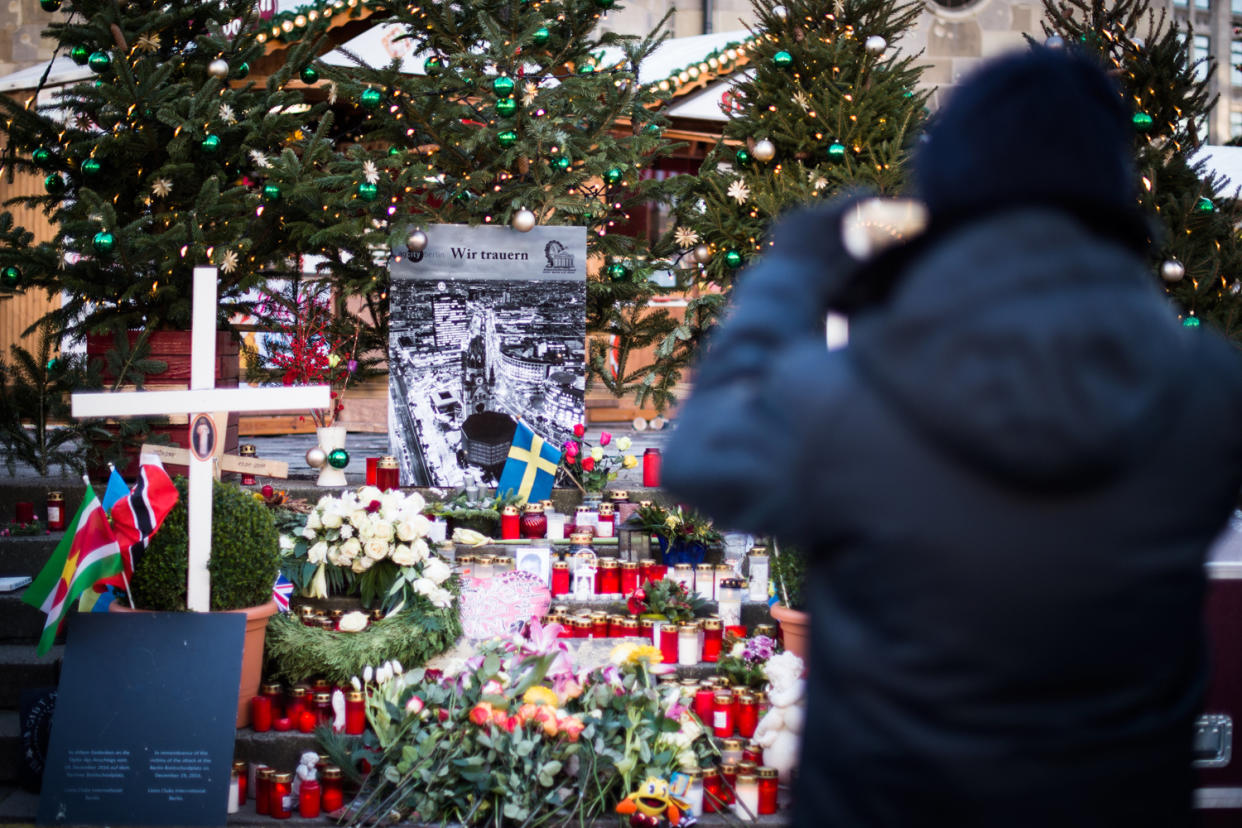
[915,47,1147,249]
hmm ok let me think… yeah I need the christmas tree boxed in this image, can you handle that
[653,0,928,404]
[310,0,678,400]
[1040,0,1242,338]
[0,0,352,337]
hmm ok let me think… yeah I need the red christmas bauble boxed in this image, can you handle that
[261,484,274,498]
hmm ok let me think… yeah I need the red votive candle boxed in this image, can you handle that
[314,691,333,727]
[599,559,620,594]
[642,448,661,487]
[232,761,247,806]
[346,690,365,735]
[14,501,34,525]
[376,456,399,492]
[260,682,283,719]
[250,695,272,732]
[737,692,759,739]
[299,779,321,818]
[255,768,274,816]
[299,710,317,733]
[758,767,779,815]
[702,618,723,662]
[620,561,639,594]
[712,690,735,738]
[365,456,379,486]
[551,561,570,596]
[694,685,715,722]
[270,772,292,819]
[46,492,65,530]
[703,767,723,814]
[659,624,679,664]
[321,767,344,813]
[720,763,737,806]
[286,686,308,720]
[501,506,520,540]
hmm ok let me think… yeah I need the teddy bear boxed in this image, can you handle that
[751,649,805,783]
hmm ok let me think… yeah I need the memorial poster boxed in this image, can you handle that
[388,224,587,487]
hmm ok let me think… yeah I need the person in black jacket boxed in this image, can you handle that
[662,47,1242,827]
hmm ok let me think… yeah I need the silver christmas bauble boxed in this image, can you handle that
[407,230,428,252]
[1161,259,1185,282]
[865,36,887,55]
[512,208,536,232]
[306,446,327,469]
[1045,35,1066,49]
[693,244,712,263]
[208,58,230,79]
[772,4,787,18]
[752,139,776,162]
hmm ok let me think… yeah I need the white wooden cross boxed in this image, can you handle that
[72,266,330,611]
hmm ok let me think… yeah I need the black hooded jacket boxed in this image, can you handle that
[662,197,1242,826]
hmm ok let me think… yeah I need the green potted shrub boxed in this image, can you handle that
[120,477,280,726]
[769,543,810,661]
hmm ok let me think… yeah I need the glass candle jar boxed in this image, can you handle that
[574,505,597,535]
[678,622,700,666]
[747,547,770,602]
[551,561,570,596]
[256,767,275,816]
[591,612,609,639]
[639,617,656,644]
[232,761,248,806]
[702,618,723,663]
[694,683,715,722]
[474,555,495,580]
[719,762,738,806]
[639,558,657,583]
[717,579,744,627]
[642,447,661,487]
[620,561,639,594]
[712,690,735,738]
[743,742,764,765]
[366,456,379,486]
[611,490,639,525]
[377,455,400,492]
[346,690,365,735]
[520,503,547,539]
[571,616,592,638]
[680,768,705,817]
[46,491,65,531]
[15,501,34,525]
[658,623,679,664]
[757,767,779,815]
[321,766,344,813]
[298,779,321,818]
[569,531,594,551]
[702,767,723,813]
[261,682,284,719]
[672,563,693,592]
[250,694,272,732]
[239,443,257,485]
[228,765,240,814]
[714,564,734,598]
[733,772,759,821]
[546,507,567,540]
[596,502,615,538]
[598,558,620,594]
[696,564,715,600]
[618,617,639,637]
[501,505,521,540]
[753,623,777,640]
[721,737,744,766]
[288,686,309,720]
[314,691,333,727]
[737,692,759,739]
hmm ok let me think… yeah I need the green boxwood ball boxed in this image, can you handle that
[533,26,550,45]
[71,44,90,65]
[88,51,111,74]
[724,249,743,268]
[826,141,847,162]
[236,62,250,78]
[735,148,751,167]
[493,75,516,96]
[263,183,282,200]
[92,231,116,255]
[300,64,319,84]
[606,262,628,280]
[40,0,61,11]
[498,129,518,148]
[44,174,65,194]
[605,166,624,185]
[357,181,379,201]
[772,50,793,68]
[1132,112,1153,132]
[32,147,52,167]
[1,266,20,288]
[327,448,350,469]
[553,155,571,170]
[496,97,518,117]
[81,158,102,176]
[360,87,382,109]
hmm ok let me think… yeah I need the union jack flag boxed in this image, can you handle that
[272,573,294,613]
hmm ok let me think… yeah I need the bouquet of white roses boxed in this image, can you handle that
[283,486,455,611]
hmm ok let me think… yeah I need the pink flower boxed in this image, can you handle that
[560,716,585,742]
[573,423,586,438]
[504,715,521,734]
[565,441,579,458]
[405,696,425,715]
[482,679,504,696]
[599,431,611,446]
[365,499,381,513]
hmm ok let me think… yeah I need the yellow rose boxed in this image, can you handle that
[616,436,632,451]
[591,446,604,462]
[622,454,637,469]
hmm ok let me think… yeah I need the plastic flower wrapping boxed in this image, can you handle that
[280,487,455,611]
[328,618,714,828]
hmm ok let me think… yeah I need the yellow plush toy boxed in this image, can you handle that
[615,777,692,827]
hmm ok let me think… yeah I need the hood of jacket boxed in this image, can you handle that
[849,207,1189,491]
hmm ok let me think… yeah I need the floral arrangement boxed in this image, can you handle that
[332,619,711,827]
[626,577,708,625]
[559,424,637,493]
[634,502,724,548]
[280,487,455,611]
[717,634,780,690]
[1,518,47,537]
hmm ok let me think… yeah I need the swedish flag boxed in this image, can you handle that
[496,421,563,504]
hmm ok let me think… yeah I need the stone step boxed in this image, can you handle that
[0,711,18,784]
[0,535,62,579]
[0,644,61,710]
[0,594,58,645]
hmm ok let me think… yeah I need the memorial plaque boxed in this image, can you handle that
[38,612,244,827]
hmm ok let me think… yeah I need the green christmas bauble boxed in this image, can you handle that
[1197,196,1215,212]
[497,129,518,148]
[360,87,382,109]
[357,181,379,201]
[424,56,444,74]
[388,146,402,157]
[826,142,846,162]
[605,166,624,185]
[577,63,595,74]
[496,97,518,117]
[1132,112,1153,132]
[88,51,111,74]
[532,26,550,45]
[734,148,751,167]
[1183,316,1201,328]
[1,266,20,288]
[300,64,319,84]
[200,134,221,154]
[724,249,743,269]
[81,158,102,176]
[553,155,571,170]
[606,262,628,280]
[32,147,53,167]
[493,76,516,97]
[643,123,662,136]
[40,0,61,12]
[772,50,793,68]
[92,231,116,255]
[263,183,282,200]
[70,44,90,65]
[236,62,250,79]
[44,174,65,194]
[327,448,350,469]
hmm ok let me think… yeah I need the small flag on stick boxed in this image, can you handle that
[110,453,179,582]
[496,421,562,505]
[272,574,294,613]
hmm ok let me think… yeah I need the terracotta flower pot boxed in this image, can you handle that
[769,602,811,665]
[111,599,278,727]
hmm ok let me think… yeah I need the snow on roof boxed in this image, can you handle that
[0,57,89,94]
